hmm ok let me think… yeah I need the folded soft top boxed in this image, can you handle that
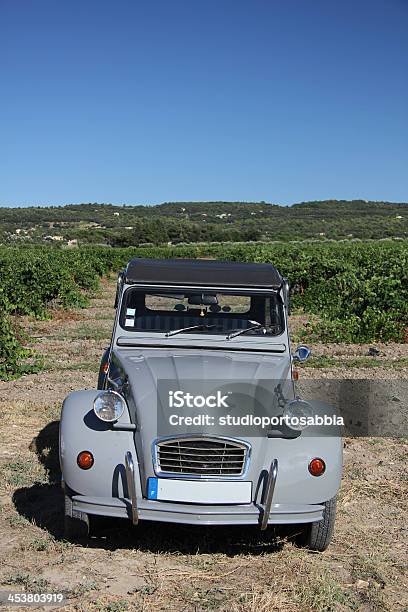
[124,258,283,289]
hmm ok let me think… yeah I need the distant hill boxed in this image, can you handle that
[1,200,407,245]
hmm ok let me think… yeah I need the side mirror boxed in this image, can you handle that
[293,345,311,362]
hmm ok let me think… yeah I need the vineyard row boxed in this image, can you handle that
[1,241,407,379]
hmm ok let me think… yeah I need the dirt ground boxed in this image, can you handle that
[0,278,407,611]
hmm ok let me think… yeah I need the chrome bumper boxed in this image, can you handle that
[125,451,138,525]
[260,458,278,530]
[72,495,324,525]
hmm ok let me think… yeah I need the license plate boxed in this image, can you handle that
[147,478,252,504]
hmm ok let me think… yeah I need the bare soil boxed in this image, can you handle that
[0,279,407,611]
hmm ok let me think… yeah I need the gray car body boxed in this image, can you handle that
[60,273,342,527]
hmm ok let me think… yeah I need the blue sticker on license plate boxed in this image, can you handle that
[147,477,158,500]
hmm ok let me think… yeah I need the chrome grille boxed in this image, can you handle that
[155,437,249,477]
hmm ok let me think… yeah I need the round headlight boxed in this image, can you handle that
[282,399,313,431]
[93,390,126,422]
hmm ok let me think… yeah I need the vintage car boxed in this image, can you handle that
[60,258,342,550]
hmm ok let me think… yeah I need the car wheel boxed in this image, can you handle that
[64,494,90,541]
[296,496,336,552]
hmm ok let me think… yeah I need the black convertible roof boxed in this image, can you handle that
[124,258,283,289]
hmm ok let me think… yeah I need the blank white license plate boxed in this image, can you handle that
[147,478,252,504]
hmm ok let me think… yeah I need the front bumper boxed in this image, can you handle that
[71,496,323,526]
[71,452,323,526]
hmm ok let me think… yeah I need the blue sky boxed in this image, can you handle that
[1,0,407,206]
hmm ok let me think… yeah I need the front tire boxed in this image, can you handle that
[64,494,90,540]
[296,496,337,552]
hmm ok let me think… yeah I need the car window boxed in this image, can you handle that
[145,293,251,314]
[121,289,284,336]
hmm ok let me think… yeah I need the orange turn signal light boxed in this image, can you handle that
[77,451,94,470]
[308,457,325,477]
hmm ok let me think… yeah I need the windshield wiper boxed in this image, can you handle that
[165,324,216,337]
[226,323,265,340]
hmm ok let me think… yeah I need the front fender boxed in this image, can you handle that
[60,390,137,498]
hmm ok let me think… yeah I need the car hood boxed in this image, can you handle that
[114,345,291,388]
[112,346,293,485]
[113,346,292,425]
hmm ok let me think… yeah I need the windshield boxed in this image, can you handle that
[120,288,285,336]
